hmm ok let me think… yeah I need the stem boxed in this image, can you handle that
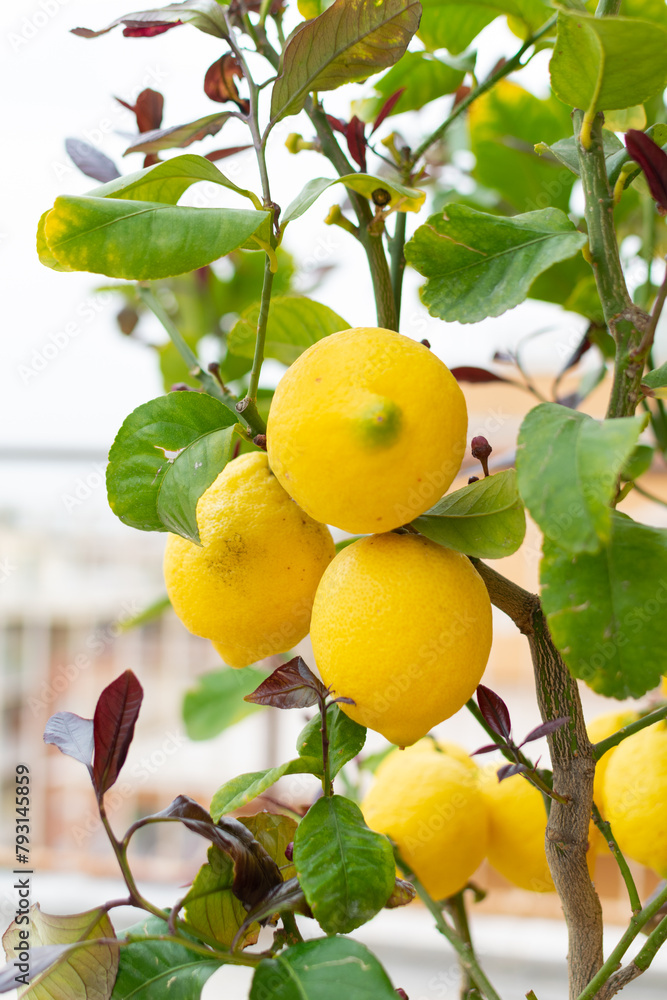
[591,803,642,915]
[389,211,407,325]
[594,705,667,759]
[632,482,667,508]
[320,699,332,797]
[575,882,667,1000]
[235,253,274,434]
[396,854,503,1000]
[281,911,303,946]
[573,110,650,418]
[137,286,236,411]
[409,15,557,166]
[473,561,604,999]
[444,891,478,998]
[99,800,167,923]
[634,260,667,359]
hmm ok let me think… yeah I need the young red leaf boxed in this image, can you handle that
[497,762,528,781]
[92,670,143,798]
[204,54,249,113]
[451,367,509,384]
[345,116,367,172]
[123,20,183,36]
[371,88,405,134]
[520,717,571,746]
[205,145,253,161]
[625,129,667,213]
[325,114,348,136]
[471,743,504,756]
[476,684,512,740]
[43,712,95,774]
[244,656,327,709]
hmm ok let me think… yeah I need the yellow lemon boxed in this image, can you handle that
[266,327,467,533]
[310,533,492,746]
[163,452,334,667]
[587,710,639,819]
[480,767,555,893]
[375,739,478,778]
[602,722,667,876]
[362,748,488,900]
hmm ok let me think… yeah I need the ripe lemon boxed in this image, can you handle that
[266,328,467,533]
[602,722,667,876]
[362,748,488,900]
[587,710,638,819]
[163,452,334,668]
[310,533,492,746]
[377,738,477,773]
[480,767,555,893]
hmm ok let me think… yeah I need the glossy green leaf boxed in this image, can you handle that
[550,10,667,113]
[183,845,256,948]
[369,52,466,116]
[418,1,497,53]
[296,705,367,778]
[210,757,321,820]
[642,360,667,397]
[36,210,74,272]
[111,916,221,999]
[541,513,667,699]
[535,129,623,177]
[124,113,234,156]
[228,296,350,366]
[412,469,526,559]
[282,173,425,225]
[42,197,270,280]
[2,906,117,1000]
[405,205,587,323]
[251,937,398,1000]
[88,153,258,206]
[156,423,244,543]
[517,403,645,554]
[270,0,421,121]
[72,1,228,39]
[107,392,237,533]
[469,80,575,213]
[183,667,267,741]
[293,795,394,933]
[621,444,654,481]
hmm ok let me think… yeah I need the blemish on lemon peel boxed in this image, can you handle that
[354,398,403,448]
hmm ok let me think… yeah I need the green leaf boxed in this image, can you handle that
[469,80,575,213]
[251,937,398,1000]
[550,10,667,114]
[210,758,321,820]
[241,812,298,882]
[541,512,667,699]
[516,403,646,554]
[642,360,667,397]
[270,0,421,121]
[124,114,234,156]
[621,444,654,481]
[2,906,117,1000]
[111,915,221,999]
[412,469,526,559]
[405,205,587,323]
[293,795,394,933]
[369,51,466,116]
[36,210,74,272]
[282,173,425,225]
[42,198,270,280]
[183,845,256,948]
[107,392,236,533]
[183,667,267,741]
[535,129,623,177]
[228,296,350,366]
[156,423,244,543]
[87,153,258,207]
[72,1,228,39]
[418,1,497,54]
[296,705,367,778]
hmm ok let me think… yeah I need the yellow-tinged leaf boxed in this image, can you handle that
[604,105,647,132]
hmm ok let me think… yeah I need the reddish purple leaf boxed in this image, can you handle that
[65,139,120,183]
[205,145,253,161]
[625,129,667,212]
[326,114,348,136]
[43,711,95,774]
[244,656,327,709]
[346,116,367,172]
[477,684,512,740]
[371,88,405,133]
[204,54,249,113]
[451,367,509,384]
[92,671,143,798]
[520,717,570,746]
[232,876,311,949]
[123,20,182,36]
[395,991,409,1000]
[471,742,503,756]
[116,89,164,134]
[123,112,233,155]
[497,762,528,781]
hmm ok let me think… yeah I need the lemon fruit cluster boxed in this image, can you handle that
[267,327,468,534]
[163,452,334,668]
[362,740,489,899]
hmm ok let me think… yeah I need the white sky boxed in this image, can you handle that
[1,0,652,455]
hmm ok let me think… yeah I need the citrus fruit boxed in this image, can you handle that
[362,747,488,899]
[480,767,554,893]
[602,721,667,876]
[587,710,639,817]
[310,533,492,746]
[163,452,335,668]
[266,327,467,533]
[378,738,477,773]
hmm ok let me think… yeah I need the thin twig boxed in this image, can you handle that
[590,803,642,915]
[593,705,667,759]
[633,257,667,360]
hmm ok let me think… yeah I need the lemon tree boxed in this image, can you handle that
[14,1,667,999]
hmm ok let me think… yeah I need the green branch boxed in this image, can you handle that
[591,803,641,915]
[594,705,667,760]
[389,210,407,326]
[236,253,273,435]
[409,14,557,167]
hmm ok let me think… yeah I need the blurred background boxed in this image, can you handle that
[3,0,667,996]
